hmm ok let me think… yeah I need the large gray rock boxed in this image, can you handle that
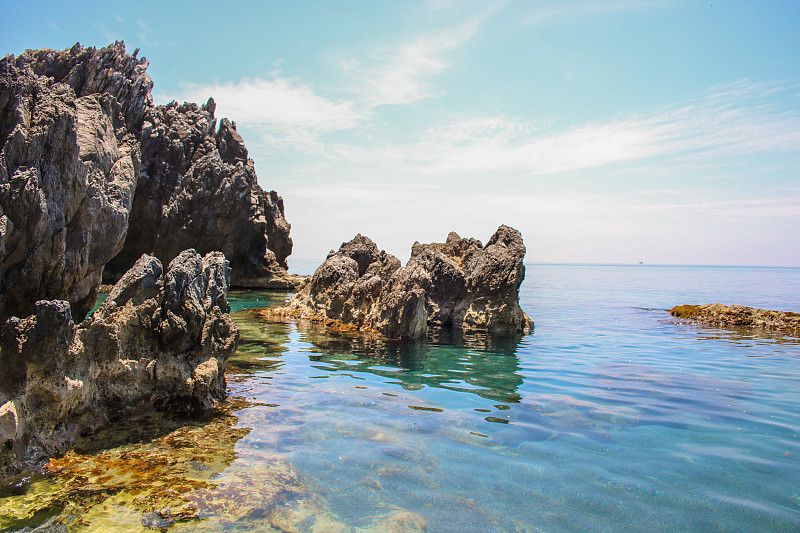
[0,249,238,479]
[0,44,143,323]
[102,99,297,289]
[274,226,533,339]
[0,41,298,327]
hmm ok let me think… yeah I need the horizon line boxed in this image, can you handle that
[287,258,800,269]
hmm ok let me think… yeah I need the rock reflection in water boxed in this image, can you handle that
[227,290,290,314]
[244,306,526,404]
[228,320,292,376]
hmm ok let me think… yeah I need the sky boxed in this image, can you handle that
[3,0,800,266]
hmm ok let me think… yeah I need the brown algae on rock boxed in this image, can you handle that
[0,394,431,532]
[0,250,238,480]
[669,303,800,337]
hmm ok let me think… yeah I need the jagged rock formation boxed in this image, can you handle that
[670,303,800,337]
[0,43,147,323]
[102,99,296,289]
[0,249,238,478]
[267,225,534,339]
[0,42,296,325]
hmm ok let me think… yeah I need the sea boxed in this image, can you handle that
[2,263,799,532]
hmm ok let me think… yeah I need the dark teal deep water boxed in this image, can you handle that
[4,264,800,532]
[224,263,800,532]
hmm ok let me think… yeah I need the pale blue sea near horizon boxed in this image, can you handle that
[221,262,800,532]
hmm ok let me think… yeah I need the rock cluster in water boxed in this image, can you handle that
[670,303,800,337]
[0,250,238,478]
[267,225,534,339]
[0,41,296,324]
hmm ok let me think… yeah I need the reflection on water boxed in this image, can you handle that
[1,290,437,533]
[257,311,526,404]
[224,289,800,532]
[227,290,290,314]
[670,315,800,347]
[0,395,429,532]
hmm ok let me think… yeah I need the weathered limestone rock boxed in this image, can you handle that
[102,99,297,289]
[0,249,238,479]
[17,41,153,135]
[1,41,298,327]
[0,44,143,322]
[670,303,800,337]
[270,225,533,339]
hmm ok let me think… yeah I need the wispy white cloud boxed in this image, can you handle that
[290,182,800,221]
[161,77,363,148]
[134,17,162,47]
[288,181,444,204]
[92,21,122,43]
[283,179,800,262]
[340,27,469,106]
[339,7,496,107]
[472,190,800,219]
[703,79,800,101]
[319,79,800,178]
[161,7,494,148]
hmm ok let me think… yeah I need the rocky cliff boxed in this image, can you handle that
[0,43,147,323]
[102,98,296,289]
[267,225,534,339]
[0,42,296,325]
[0,41,279,478]
[0,249,238,478]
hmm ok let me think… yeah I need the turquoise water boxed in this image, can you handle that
[4,264,800,531]
[224,264,800,532]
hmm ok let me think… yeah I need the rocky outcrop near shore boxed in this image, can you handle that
[267,225,533,339]
[0,42,297,326]
[670,303,800,337]
[0,249,238,479]
[102,98,297,289]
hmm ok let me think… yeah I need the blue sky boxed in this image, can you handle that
[3,0,800,266]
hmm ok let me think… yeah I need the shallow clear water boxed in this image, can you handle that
[3,264,800,532]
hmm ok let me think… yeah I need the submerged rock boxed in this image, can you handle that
[670,303,800,337]
[268,225,533,339]
[0,249,238,479]
[0,397,428,532]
